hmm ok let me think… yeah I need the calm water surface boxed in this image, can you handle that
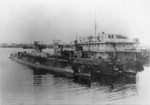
[1,48,150,105]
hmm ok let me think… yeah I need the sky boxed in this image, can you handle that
[0,0,150,46]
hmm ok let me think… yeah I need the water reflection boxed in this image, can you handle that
[31,67,137,89]
[30,68,137,104]
[33,69,48,86]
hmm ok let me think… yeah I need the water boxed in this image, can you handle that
[1,48,150,105]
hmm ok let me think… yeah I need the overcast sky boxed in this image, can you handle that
[0,0,150,46]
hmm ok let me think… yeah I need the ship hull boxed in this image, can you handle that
[10,54,75,77]
[9,53,142,77]
[9,53,119,77]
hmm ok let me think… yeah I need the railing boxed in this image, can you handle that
[104,38,139,44]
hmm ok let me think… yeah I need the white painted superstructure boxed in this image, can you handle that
[79,32,139,53]
[78,32,140,61]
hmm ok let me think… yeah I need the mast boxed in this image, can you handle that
[94,12,98,37]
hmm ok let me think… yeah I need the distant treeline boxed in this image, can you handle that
[0,43,54,48]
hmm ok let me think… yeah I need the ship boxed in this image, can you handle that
[9,32,144,78]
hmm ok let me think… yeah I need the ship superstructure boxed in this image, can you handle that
[57,32,140,62]
[78,32,140,61]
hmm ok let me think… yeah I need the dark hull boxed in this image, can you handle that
[9,54,119,77]
[10,55,75,76]
[10,53,142,77]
